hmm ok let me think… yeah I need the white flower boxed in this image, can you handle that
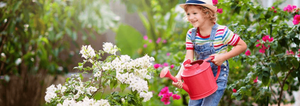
[89,86,97,93]
[61,86,67,94]
[0,2,7,8]
[97,99,110,106]
[45,85,57,103]
[140,92,153,102]
[103,42,118,55]
[94,71,102,78]
[1,53,5,58]
[15,58,22,65]
[56,84,62,90]
[74,93,80,99]
[79,45,96,59]
[116,72,128,83]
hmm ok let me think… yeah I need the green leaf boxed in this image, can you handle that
[110,80,118,89]
[291,58,299,69]
[262,75,270,86]
[115,24,143,57]
[120,84,127,92]
[271,62,281,74]
[283,84,288,91]
[13,1,22,13]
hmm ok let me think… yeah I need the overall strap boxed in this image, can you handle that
[191,28,197,45]
[209,23,219,41]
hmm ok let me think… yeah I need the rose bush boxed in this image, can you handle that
[216,0,300,105]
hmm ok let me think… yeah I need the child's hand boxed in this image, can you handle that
[172,75,183,89]
[210,54,226,66]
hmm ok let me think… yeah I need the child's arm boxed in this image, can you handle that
[211,39,247,66]
[172,50,194,88]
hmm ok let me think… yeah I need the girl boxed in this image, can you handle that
[172,0,247,106]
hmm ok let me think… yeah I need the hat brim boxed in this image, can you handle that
[179,3,217,12]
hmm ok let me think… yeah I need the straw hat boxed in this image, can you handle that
[179,0,217,12]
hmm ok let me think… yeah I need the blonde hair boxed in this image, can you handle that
[183,5,217,24]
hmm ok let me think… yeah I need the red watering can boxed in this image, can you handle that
[160,56,220,100]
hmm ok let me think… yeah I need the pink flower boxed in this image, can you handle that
[149,39,152,43]
[259,45,268,54]
[268,37,274,42]
[245,50,251,56]
[233,89,237,93]
[163,92,173,98]
[298,53,300,57]
[143,44,147,48]
[212,0,218,5]
[256,43,261,47]
[163,63,169,67]
[259,48,266,53]
[156,38,162,44]
[163,40,167,43]
[161,97,170,105]
[271,7,275,9]
[286,50,295,55]
[166,53,170,56]
[283,5,297,12]
[172,94,181,100]
[253,76,258,83]
[262,35,274,42]
[262,35,270,42]
[170,64,174,69]
[158,87,169,96]
[154,64,160,69]
[217,8,223,14]
[293,15,300,25]
[270,6,277,13]
[143,35,148,40]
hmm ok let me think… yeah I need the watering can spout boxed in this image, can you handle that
[160,67,189,93]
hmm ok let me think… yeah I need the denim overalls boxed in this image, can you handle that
[188,24,229,106]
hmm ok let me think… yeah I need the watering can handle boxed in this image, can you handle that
[215,66,221,80]
[183,59,192,68]
[205,56,221,81]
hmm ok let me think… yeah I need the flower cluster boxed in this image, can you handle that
[103,42,118,55]
[245,50,251,56]
[286,49,300,57]
[269,6,277,13]
[293,15,300,25]
[213,0,223,14]
[283,5,298,13]
[158,87,181,105]
[45,42,155,105]
[45,74,108,106]
[143,35,167,48]
[153,63,174,69]
[256,35,274,54]
[57,97,110,106]
[217,9,223,14]
[79,45,96,59]
[212,0,218,5]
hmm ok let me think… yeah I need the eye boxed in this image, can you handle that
[193,12,197,15]
[187,13,190,16]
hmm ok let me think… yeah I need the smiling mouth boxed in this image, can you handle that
[191,21,197,24]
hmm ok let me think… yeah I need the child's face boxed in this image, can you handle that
[185,6,206,28]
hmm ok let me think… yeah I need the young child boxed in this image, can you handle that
[172,0,247,106]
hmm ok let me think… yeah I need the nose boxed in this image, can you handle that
[187,15,194,21]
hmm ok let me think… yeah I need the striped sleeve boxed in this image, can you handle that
[222,27,240,46]
[186,29,194,50]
